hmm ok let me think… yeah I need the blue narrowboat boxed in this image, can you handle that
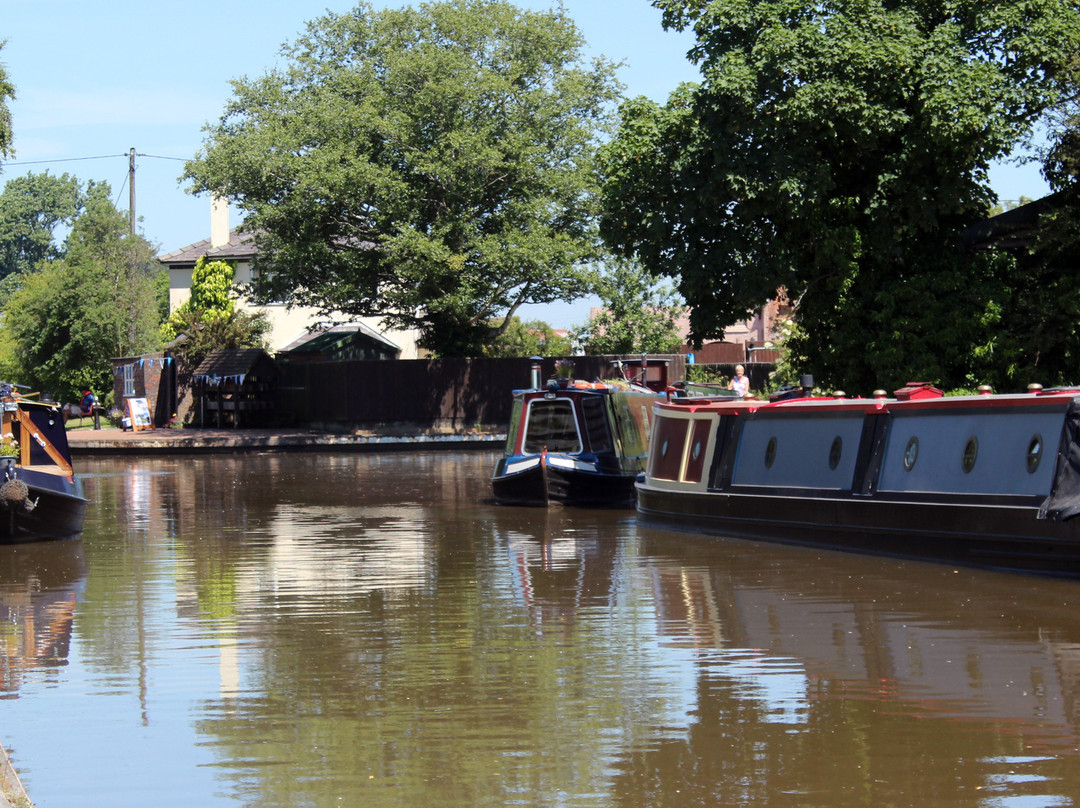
[492,361,667,507]
[636,382,1080,577]
[0,384,87,542]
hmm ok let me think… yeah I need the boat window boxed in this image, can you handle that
[1027,435,1043,474]
[829,436,842,470]
[505,399,523,455]
[903,437,919,471]
[764,437,777,469]
[581,396,614,454]
[523,399,581,454]
[962,437,978,474]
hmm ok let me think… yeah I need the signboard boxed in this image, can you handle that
[124,397,152,431]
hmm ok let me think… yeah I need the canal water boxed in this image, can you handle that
[4,451,1080,807]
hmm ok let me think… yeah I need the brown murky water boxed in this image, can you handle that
[3,451,1080,807]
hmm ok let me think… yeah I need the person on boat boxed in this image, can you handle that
[728,365,750,398]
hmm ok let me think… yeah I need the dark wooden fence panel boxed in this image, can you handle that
[683,343,782,365]
[277,354,691,431]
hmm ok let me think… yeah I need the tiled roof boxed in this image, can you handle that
[192,348,278,378]
[158,229,258,265]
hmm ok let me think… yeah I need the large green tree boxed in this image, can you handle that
[0,42,14,162]
[0,172,85,277]
[600,0,1080,393]
[184,0,621,357]
[0,188,163,400]
[1044,56,1080,188]
[982,69,1080,388]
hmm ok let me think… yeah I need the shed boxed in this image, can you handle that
[277,322,401,362]
[192,349,280,428]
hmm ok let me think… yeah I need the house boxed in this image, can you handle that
[159,199,423,359]
[965,191,1077,252]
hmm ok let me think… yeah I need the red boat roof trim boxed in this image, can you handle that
[656,390,1080,415]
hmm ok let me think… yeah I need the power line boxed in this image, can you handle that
[3,152,191,166]
[4,153,127,166]
[2,151,196,235]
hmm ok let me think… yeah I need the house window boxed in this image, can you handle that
[249,266,285,305]
[123,364,135,398]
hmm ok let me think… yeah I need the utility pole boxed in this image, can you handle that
[128,147,136,236]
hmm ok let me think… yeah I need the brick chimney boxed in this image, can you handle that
[210,196,230,249]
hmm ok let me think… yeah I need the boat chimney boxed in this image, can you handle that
[833,390,845,399]
[873,389,888,399]
[530,356,543,389]
[1028,383,1044,395]
[977,384,993,395]
[800,374,814,396]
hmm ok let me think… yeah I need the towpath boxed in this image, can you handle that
[64,426,504,454]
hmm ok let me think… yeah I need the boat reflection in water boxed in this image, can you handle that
[637,528,1080,803]
[498,508,623,632]
[0,539,86,694]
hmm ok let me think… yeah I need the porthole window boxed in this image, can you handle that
[903,437,919,471]
[764,437,777,469]
[692,440,702,461]
[1027,435,1042,474]
[828,436,842,471]
[660,437,669,458]
[962,436,978,474]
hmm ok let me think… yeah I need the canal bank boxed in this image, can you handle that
[0,743,30,808]
[65,427,505,455]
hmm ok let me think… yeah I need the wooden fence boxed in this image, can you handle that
[277,354,690,431]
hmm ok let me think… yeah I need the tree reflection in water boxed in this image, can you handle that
[0,452,1078,807]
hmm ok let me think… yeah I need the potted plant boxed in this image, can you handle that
[0,435,18,475]
[553,359,575,387]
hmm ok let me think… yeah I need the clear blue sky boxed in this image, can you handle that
[0,0,1050,329]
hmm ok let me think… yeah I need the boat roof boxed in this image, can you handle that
[513,379,658,397]
[657,388,1080,415]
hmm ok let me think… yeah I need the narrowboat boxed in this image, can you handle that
[636,381,1080,577]
[491,360,667,506]
[0,383,87,541]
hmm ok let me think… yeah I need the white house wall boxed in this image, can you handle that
[168,260,423,358]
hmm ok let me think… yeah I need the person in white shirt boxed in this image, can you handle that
[728,365,750,397]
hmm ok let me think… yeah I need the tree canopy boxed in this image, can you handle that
[600,0,1080,393]
[0,188,164,401]
[483,316,571,357]
[0,42,14,162]
[184,0,622,357]
[0,172,86,277]
[573,259,684,355]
